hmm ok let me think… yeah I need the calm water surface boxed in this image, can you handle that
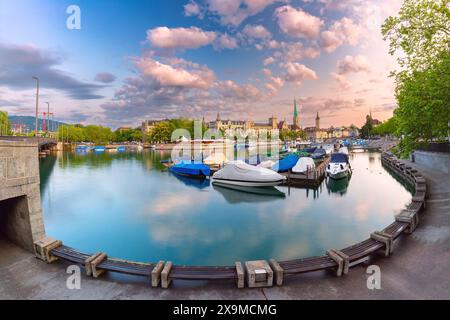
[40,150,411,265]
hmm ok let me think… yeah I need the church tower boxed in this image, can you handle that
[293,99,300,129]
[315,112,320,129]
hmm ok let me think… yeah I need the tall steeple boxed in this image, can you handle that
[293,99,300,129]
[315,112,320,129]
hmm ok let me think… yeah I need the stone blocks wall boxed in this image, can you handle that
[0,140,45,251]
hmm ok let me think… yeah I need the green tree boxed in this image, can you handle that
[148,121,174,143]
[372,115,400,137]
[360,115,374,139]
[395,52,450,156]
[382,0,450,156]
[382,0,450,79]
[0,110,11,135]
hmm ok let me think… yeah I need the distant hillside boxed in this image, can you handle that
[9,115,66,132]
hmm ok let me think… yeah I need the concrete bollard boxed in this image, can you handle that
[235,262,245,289]
[151,261,165,287]
[269,259,284,286]
[331,250,350,275]
[90,253,107,278]
[371,231,394,256]
[85,253,103,276]
[326,250,344,277]
[161,261,173,289]
[396,210,419,234]
[34,237,60,262]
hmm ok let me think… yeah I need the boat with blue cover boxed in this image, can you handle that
[271,154,299,173]
[94,146,106,153]
[117,146,126,152]
[169,162,211,179]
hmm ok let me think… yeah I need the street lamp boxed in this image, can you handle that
[45,102,50,135]
[32,76,39,137]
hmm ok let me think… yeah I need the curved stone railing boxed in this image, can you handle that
[33,151,427,289]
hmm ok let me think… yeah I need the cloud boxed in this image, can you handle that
[0,43,104,100]
[337,55,370,74]
[320,17,365,52]
[147,26,216,50]
[273,42,320,63]
[283,62,318,84]
[331,72,351,90]
[94,72,116,83]
[242,24,272,39]
[206,0,284,26]
[213,34,239,50]
[184,1,202,17]
[134,57,215,89]
[263,57,275,66]
[274,5,324,38]
[100,54,270,125]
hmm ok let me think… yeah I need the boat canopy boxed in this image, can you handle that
[292,157,315,173]
[214,160,285,182]
[331,153,349,163]
[170,162,211,177]
[272,154,299,172]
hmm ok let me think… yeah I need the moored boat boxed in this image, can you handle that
[212,160,286,187]
[169,162,211,179]
[326,153,352,180]
[292,157,315,174]
[271,154,299,173]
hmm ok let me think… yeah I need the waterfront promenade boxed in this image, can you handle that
[0,158,448,299]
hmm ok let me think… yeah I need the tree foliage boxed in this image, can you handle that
[372,115,400,137]
[58,124,113,144]
[0,110,11,135]
[382,0,450,157]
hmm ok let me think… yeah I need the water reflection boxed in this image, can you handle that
[170,173,211,190]
[213,184,285,204]
[326,176,350,196]
[40,150,412,265]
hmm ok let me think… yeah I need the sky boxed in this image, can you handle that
[0,0,403,129]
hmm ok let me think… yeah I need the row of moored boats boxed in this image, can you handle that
[169,146,352,188]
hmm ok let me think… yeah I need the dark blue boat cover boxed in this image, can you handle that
[170,162,211,177]
[272,154,299,172]
[331,153,349,163]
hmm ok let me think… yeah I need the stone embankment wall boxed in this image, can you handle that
[0,140,45,251]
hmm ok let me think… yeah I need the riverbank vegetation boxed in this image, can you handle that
[0,110,11,135]
[382,0,450,157]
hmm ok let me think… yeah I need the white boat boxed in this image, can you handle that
[326,153,352,180]
[257,160,276,169]
[292,157,315,174]
[212,160,286,187]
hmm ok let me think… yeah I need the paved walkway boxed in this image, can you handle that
[1,160,449,300]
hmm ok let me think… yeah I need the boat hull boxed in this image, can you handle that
[212,178,285,187]
[327,170,350,180]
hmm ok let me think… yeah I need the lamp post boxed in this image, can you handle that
[32,76,39,137]
[45,102,50,135]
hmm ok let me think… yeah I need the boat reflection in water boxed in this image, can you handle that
[170,172,211,190]
[326,176,351,196]
[213,184,285,204]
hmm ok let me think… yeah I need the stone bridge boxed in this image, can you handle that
[0,136,57,151]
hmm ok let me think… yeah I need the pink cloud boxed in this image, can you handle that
[331,72,351,90]
[263,56,275,66]
[242,24,272,39]
[337,55,371,74]
[147,26,216,50]
[213,34,239,50]
[207,0,283,26]
[184,1,202,17]
[283,62,318,84]
[134,57,215,89]
[320,17,365,53]
[275,5,324,38]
